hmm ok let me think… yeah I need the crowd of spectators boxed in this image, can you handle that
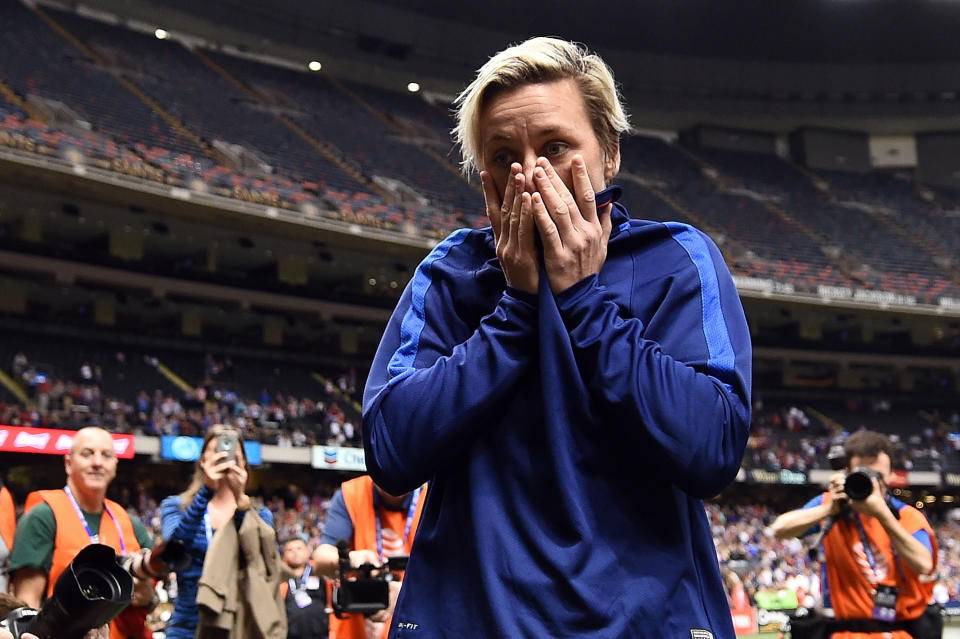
[5,349,363,448]
[743,400,960,473]
[8,342,960,466]
[709,502,823,611]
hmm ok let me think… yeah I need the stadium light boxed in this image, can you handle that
[154,28,169,40]
[407,82,420,93]
[308,60,322,72]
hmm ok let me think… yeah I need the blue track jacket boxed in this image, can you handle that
[363,203,752,638]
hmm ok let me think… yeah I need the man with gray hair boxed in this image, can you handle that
[363,37,752,637]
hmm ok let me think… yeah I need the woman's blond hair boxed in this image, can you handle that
[453,36,630,176]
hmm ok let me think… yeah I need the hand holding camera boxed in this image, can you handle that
[331,540,409,619]
[826,472,848,515]
[348,549,381,572]
[827,467,892,520]
[844,468,889,518]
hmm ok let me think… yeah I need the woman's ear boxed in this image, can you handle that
[604,146,621,185]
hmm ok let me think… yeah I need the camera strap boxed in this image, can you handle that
[374,485,422,564]
[63,485,126,555]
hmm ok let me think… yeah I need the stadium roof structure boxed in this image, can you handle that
[61,0,960,133]
[99,0,960,65]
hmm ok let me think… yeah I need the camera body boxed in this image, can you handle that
[330,540,407,618]
[2,608,38,638]
[827,445,882,502]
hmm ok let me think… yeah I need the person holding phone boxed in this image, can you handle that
[160,426,274,639]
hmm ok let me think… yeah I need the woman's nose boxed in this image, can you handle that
[520,157,539,194]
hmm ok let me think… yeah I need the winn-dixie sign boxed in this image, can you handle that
[0,425,134,458]
[745,469,808,485]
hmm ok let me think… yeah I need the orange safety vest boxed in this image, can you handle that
[0,486,15,551]
[819,492,938,639]
[329,476,427,639]
[25,489,141,639]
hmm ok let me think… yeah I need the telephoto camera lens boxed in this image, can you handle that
[17,544,134,639]
[75,566,122,600]
[844,470,875,501]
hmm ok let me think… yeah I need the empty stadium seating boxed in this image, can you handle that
[0,0,958,299]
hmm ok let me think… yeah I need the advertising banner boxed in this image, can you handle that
[0,425,134,458]
[160,436,262,466]
[311,445,366,471]
[730,606,758,635]
[944,472,960,488]
[755,608,793,632]
[887,469,909,488]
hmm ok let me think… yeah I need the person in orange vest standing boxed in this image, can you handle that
[9,427,156,639]
[0,481,15,593]
[312,475,427,639]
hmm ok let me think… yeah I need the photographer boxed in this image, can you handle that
[771,430,939,638]
[9,427,155,639]
[312,476,426,639]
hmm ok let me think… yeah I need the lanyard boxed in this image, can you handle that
[854,511,905,584]
[288,562,312,593]
[204,511,213,544]
[853,513,880,579]
[374,486,422,564]
[63,485,126,555]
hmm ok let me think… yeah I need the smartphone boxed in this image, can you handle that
[215,431,240,464]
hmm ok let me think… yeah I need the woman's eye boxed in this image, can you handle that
[491,152,511,166]
[545,142,568,156]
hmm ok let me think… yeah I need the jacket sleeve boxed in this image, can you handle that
[162,485,213,543]
[362,232,538,495]
[556,225,752,498]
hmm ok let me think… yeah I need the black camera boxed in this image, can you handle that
[330,539,407,618]
[3,540,188,639]
[845,468,882,501]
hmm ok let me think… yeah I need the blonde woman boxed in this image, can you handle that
[160,427,274,639]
